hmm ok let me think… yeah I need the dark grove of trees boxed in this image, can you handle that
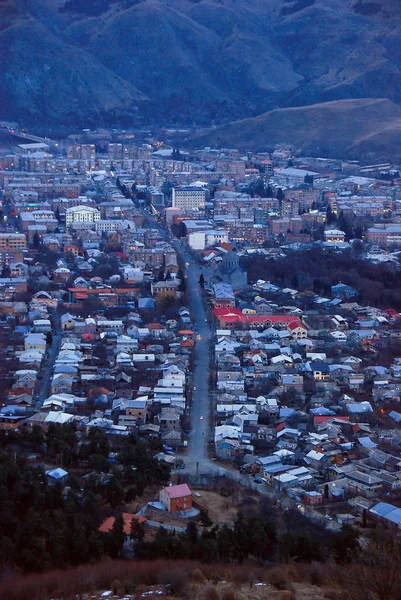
[243,247,401,309]
[134,509,358,566]
[0,427,170,573]
[0,450,104,572]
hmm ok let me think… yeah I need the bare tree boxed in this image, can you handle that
[344,537,401,600]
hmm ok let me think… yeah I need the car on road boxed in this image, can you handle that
[185,262,190,267]
[196,334,201,340]
[325,514,333,521]
[193,386,197,391]
[200,416,204,420]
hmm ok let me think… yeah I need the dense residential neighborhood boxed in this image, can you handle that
[2,130,401,574]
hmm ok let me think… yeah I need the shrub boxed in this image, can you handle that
[268,566,291,590]
[111,580,124,594]
[221,590,238,600]
[191,568,206,582]
[158,568,189,595]
[232,566,252,584]
[311,568,323,586]
[197,585,220,600]
[280,590,296,600]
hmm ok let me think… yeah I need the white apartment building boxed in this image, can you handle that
[66,205,101,226]
[275,167,318,188]
[95,219,136,233]
[188,229,229,250]
[172,187,206,211]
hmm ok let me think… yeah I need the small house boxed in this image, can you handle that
[159,483,192,513]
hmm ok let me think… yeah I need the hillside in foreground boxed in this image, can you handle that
[2,551,401,600]
[0,559,342,600]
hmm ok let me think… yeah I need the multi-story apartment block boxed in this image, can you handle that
[108,144,123,161]
[172,187,206,211]
[367,225,401,248]
[275,167,318,188]
[291,188,319,209]
[0,233,26,250]
[80,144,96,161]
[270,218,302,235]
[66,142,82,159]
[52,196,97,216]
[95,219,136,234]
[281,198,300,218]
[128,247,165,269]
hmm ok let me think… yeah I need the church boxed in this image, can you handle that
[210,249,247,292]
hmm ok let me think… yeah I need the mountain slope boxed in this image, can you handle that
[184,98,401,160]
[1,0,401,127]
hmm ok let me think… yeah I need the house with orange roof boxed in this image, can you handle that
[99,513,147,536]
[220,241,234,252]
[180,338,194,348]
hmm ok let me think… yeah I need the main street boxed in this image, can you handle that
[127,209,340,529]
[141,212,215,473]
[36,308,62,405]
[171,240,212,474]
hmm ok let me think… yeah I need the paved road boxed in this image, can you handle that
[37,309,62,404]
[141,213,214,472]
[171,241,213,473]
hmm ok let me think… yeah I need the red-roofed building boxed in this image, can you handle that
[220,242,234,252]
[381,309,401,319]
[313,416,350,426]
[212,307,303,330]
[288,321,308,339]
[159,483,192,513]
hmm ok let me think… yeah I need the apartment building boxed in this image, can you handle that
[80,144,96,160]
[0,233,26,250]
[172,186,206,211]
[367,225,401,248]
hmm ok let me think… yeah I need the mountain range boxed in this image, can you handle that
[1,0,401,156]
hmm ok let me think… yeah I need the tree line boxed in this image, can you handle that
[243,247,401,309]
[132,509,359,565]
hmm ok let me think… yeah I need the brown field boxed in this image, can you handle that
[191,489,242,526]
